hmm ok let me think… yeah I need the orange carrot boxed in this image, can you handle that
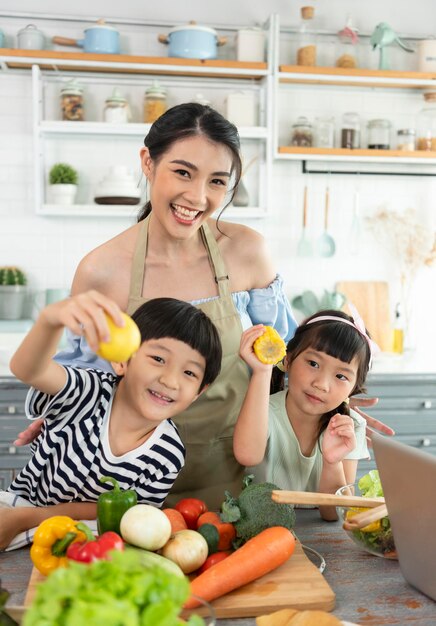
[162,508,188,533]
[184,526,295,608]
[216,522,236,551]
[196,512,221,528]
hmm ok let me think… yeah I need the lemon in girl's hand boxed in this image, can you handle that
[97,313,141,362]
[253,326,286,365]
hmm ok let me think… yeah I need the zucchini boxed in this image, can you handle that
[125,546,185,577]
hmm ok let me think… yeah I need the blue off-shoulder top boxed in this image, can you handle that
[55,275,297,373]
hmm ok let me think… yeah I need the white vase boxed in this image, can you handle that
[49,184,77,205]
[0,285,27,320]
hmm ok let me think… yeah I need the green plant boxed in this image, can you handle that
[0,266,27,286]
[49,163,78,185]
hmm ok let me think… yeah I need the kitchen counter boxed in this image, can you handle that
[2,509,435,625]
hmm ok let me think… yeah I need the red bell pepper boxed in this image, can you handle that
[66,522,124,563]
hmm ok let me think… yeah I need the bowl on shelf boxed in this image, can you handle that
[94,165,141,205]
[335,483,397,559]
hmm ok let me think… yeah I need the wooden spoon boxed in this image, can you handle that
[343,503,388,531]
[271,490,385,508]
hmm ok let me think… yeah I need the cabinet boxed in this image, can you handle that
[0,378,31,490]
[355,373,436,479]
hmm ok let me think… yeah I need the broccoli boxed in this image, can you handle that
[220,475,296,547]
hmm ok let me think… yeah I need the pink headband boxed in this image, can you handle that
[304,303,380,365]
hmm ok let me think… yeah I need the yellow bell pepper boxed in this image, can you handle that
[30,515,86,576]
[345,507,382,533]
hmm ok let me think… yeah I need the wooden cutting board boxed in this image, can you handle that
[23,540,335,619]
[336,281,392,352]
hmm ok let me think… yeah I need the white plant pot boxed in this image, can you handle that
[0,285,27,320]
[49,184,77,205]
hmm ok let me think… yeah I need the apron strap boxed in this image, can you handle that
[129,214,151,300]
[201,221,231,299]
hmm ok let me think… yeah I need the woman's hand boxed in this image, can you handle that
[239,325,273,375]
[322,413,356,465]
[349,396,395,440]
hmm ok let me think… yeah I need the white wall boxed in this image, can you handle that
[1,2,435,352]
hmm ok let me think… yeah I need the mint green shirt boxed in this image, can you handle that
[250,390,370,491]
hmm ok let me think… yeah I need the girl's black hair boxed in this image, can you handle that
[137,103,242,224]
[131,297,222,390]
[271,309,371,437]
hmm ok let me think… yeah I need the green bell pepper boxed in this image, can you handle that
[97,476,137,535]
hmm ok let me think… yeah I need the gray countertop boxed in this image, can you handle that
[2,509,435,625]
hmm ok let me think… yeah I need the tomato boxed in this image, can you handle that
[197,551,231,574]
[174,498,208,530]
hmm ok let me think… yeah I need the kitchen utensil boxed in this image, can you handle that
[272,489,385,508]
[336,281,391,352]
[17,24,45,50]
[370,22,414,71]
[317,186,336,257]
[158,21,227,60]
[297,186,313,257]
[343,503,389,531]
[53,20,120,54]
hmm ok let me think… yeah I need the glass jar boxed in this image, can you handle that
[296,6,316,67]
[143,81,167,123]
[397,128,416,151]
[367,119,391,149]
[104,88,130,123]
[60,79,84,121]
[416,92,436,151]
[336,16,359,69]
[314,116,335,148]
[291,116,313,146]
[341,112,360,148]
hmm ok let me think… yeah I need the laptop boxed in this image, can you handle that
[371,431,436,601]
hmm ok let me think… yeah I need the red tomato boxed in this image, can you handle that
[197,551,231,574]
[174,498,208,530]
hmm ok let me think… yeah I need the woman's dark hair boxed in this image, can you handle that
[137,103,242,223]
[271,309,371,437]
[131,297,222,390]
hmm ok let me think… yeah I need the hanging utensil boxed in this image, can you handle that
[297,186,313,257]
[317,185,336,257]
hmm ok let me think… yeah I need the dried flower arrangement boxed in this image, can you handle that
[366,207,436,338]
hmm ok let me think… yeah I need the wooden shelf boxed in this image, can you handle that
[278,65,436,88]
[0,49,268,79]
[278,147,436,164]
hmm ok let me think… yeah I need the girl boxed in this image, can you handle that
[234,309,375,520]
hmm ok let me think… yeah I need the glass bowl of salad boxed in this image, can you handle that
[335,470,397,559]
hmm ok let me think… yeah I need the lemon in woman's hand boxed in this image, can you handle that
[253,326,286,365]
[97,312,141,362]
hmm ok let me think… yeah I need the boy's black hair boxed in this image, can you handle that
[131,298,222,391]
[271,309,371,437]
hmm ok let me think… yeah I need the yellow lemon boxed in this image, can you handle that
[97,312,141,363]
[253,326,286,365]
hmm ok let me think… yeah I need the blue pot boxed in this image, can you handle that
[77,25,120,54]
[159,23,227,60]
[0,30,4,48]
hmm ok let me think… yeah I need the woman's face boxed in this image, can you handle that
[141,135,233,238]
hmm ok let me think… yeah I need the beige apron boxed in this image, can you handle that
[127,214,250,509]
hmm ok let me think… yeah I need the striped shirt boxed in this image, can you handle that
[8,367,185,507]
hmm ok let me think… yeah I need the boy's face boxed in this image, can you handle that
[113,337,207,423]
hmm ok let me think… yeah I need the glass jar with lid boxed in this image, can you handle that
[367,119,391,149]
[416,92,436,151]
[336,15,359,68]
[291,116,313,146]
[104,88,130,124]
[397,128,416,151]
[314,116,335,148]
[143,81,167,123]
[341,112,360,148]
[296,6,316,66]
[60,79,84,121]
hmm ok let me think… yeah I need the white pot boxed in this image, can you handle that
[0,286,27,320]
[49,184,77,205]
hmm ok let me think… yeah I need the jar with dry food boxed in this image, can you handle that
[341,112,360,149]
[416,92,436,151]
[143,81,167,123]
[336,15,359,68]
[104,88,130,124]
[291,116,313,147]
[60,79,84,121]
[296,6,316,67]
[367,119,391,149]
[396,128,416,151]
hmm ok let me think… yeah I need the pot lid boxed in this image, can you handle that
[85,19,118,33]
[146,80,167,97]
[106,87,127,104]
[60,78,84,96]
[169,21,217,36]
[18,23,44,36]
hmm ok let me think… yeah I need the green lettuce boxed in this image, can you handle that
[358,469,383,498]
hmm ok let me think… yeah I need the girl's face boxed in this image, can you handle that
[286,348,359,419]
[141,135,233,239]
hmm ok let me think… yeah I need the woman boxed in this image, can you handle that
[15,104,392,508]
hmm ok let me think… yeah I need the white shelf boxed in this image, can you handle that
[38,204,268,219]
[277,152,436,165]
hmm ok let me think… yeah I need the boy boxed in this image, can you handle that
[0,291,221,550]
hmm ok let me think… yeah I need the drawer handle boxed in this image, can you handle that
[420,438,431,447]
[7,405,16,414]
[422,400,433,409]
[8,445,17,454]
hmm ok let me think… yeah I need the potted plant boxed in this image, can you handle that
[0,266,28,320]
[48,162,78,205]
